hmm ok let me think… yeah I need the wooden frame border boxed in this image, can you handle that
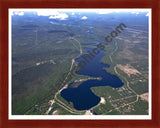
[0,0,160,128]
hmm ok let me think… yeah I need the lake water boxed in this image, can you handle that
[60,41,124,110]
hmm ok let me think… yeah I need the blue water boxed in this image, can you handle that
[61,42,124,110]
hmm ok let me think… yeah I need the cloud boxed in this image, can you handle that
[81,16,87,20]
[13,11,24,16]
[11,10,69,20]
[97,9,150,14]
[131,12,139,14]
[71,12,75,15]
[146,12,149,16]
[49,13,68,20]
[97,10,114,14]
[49,16,55,19]
[37,10,58,16]
[34,10,69,20]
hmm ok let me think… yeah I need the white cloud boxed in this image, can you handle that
[97,9,150,14]
[37,10,58,16]
[49,16,55,19]
[81,16,87,20]
[49,13,68,20]
[35,10,69,20]
[13,11,24,16]
[146,12,149,16]
[131,12,139,14]
[97,10,114,14]
[10,9,150,18]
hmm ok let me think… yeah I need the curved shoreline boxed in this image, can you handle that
[60,39,124,111]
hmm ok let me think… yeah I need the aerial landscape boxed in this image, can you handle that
[11,9,150,116]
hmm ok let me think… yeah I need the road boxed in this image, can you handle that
[107,39,139,112]
[45,37,84,115]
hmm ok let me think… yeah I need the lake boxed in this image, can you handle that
[60,41,124,110]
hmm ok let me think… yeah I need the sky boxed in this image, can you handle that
[10,9,151,20]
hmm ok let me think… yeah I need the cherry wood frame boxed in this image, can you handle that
[0,0,160,128]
